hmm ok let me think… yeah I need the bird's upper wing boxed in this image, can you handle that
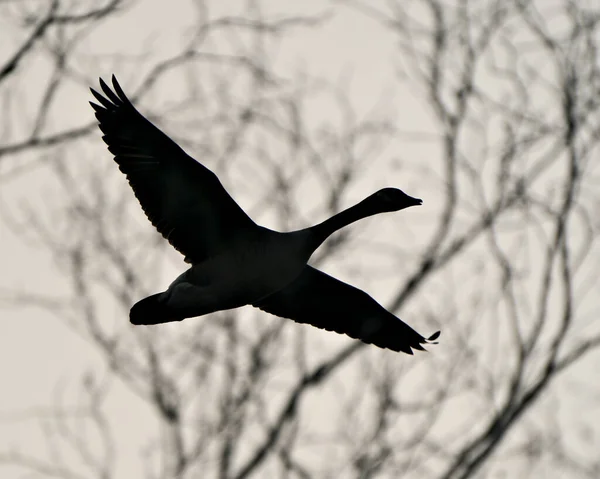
[253,266,440,354]
[90,75,255,263]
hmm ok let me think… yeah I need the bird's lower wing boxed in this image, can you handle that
[252,266,439,354]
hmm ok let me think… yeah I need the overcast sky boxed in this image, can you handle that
[1,1,599,478]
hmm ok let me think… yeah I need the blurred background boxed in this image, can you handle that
[1,0,600,478]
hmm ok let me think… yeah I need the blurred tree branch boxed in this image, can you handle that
[2,0,600,478]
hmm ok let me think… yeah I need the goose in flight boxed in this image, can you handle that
[90,76,439,354]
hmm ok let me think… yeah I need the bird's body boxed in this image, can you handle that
[155,228,313,319]
[90,75,440,354]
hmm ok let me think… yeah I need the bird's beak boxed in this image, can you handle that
[410,196,423,206]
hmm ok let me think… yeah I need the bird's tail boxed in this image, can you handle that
[130,293,182,325]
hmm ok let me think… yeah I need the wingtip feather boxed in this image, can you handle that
[427,330,441,343]
[90,87,113,109]
[111,74,121,91]
[98,76,109,92]
[99,76,123,106]
[89,101,105,112]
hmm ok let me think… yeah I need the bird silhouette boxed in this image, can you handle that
[90,75,439,354]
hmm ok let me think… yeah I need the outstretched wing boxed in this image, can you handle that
[253,266,440,354]
[90,75,255,263]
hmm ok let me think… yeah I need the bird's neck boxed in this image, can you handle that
[308,197,380,249]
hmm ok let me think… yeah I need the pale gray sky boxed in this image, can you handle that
[1,1,599,478]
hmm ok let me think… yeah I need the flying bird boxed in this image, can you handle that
[90,75,440,354]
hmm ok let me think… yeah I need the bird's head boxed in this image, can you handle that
[371,187,422,212]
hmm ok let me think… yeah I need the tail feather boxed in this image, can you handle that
[130,293,182,325]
